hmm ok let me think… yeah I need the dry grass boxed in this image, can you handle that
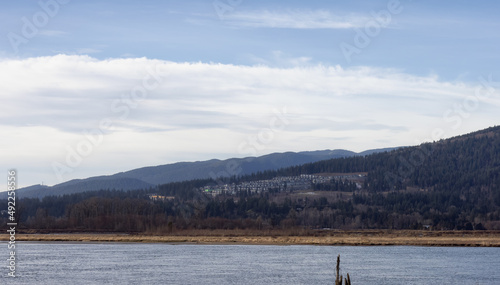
[2,230,500,246]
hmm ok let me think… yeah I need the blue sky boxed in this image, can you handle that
[2,0,499,79]
[1,0,499,187]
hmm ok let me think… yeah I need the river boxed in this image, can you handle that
[2,242,500,284]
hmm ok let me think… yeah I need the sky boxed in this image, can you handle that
[1,0,499,188]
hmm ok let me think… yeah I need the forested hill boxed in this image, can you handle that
[194,125,499,230]
[8,148,396,199]
[3,126,499,232]
[242,125,500,196]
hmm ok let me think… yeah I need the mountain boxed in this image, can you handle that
[4,126,499,231]
[112,150,361,185]
[262,125,500,196]
[8,148,396,199]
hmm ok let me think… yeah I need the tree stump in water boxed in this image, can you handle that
[335,255,351,285]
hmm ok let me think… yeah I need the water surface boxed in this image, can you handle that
[2,242,500,284]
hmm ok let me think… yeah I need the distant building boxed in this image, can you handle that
[149,194,175,201]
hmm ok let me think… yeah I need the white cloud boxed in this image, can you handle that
[0,55,498,187]
[224,10,370,29]
[248,51,314,67]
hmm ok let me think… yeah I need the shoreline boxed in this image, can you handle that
[2,230,500,247]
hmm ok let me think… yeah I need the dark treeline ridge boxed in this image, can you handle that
[230,126,500,191]
[2,126,500,232]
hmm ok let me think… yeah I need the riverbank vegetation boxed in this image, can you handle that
[1,230,500,247]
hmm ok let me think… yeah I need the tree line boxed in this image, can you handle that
[1,126,499,232]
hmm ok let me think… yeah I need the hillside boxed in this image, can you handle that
[2,126,499,232]
[9,148,395,199]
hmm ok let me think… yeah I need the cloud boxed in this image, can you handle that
[0,55,498,186]
[248,51,313,67]
[1,55,496,135]
[224,10,369,29]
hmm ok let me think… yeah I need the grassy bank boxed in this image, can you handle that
[2,230,500,246]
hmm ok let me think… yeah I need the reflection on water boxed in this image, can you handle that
[2,242,500,284]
